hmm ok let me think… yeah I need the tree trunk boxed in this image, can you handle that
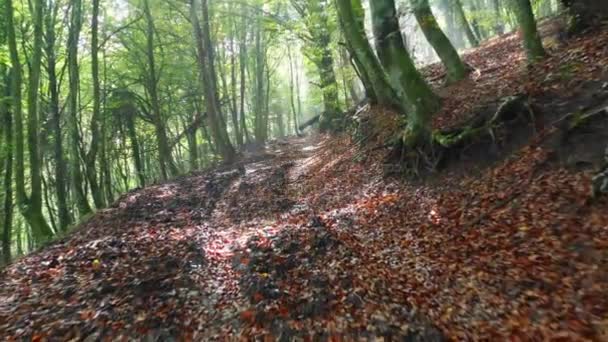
[454,0,480,47]
[411,0,470,83]
[370,0,441,146]
[239,22,251,144]
[45,0,71,231]
[101,46,114,203]
[143,0,179,180]
[438,0,464,48]
[230,16,242,147]
[190,0,236,161]
[295,0,342,131]
[253,23,268,144]
[287,45,300,135]
[86,0,105,208]
[335,0,399,108]
[492,0,505,35]
[8,0,55,242]
[1,69,13,264]
[512,0,546,62]
[68,0,93,217]
[127,113,146,188]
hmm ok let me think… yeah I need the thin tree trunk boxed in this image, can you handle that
[190,0,236,161]
[101,43,113,203]
[68,0,93,217]
[412,0,470,83]
[512,0,546,62]
[1,69,13,264]
[45,0,70,231]
[239,26,251,144]
[253,23,267,143]
[370,0,440,146]
[335,0,398,108]
[230,14,242,146]
[143,0,178,180]
[7,0,54,242]
[86,0,105,208]
[287,45,300,135]
[454,0,480,47]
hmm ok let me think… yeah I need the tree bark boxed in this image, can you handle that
[190,0,236,162]
[86,0,105,208]
[239,16,251,144]
[44,0,71,231]
[229,13,242,147]
[67,0,93,217]
[293,0,342,131]
[512,0,546,62]
[7,0,55,242]
[411,0,470,83]
[335,0,399,108]
[253,22,268,144]
[143,0,179,180]
[1,69,13,264]
[454,0,480,47]
[370,0,441,146]
[287,45,300,135]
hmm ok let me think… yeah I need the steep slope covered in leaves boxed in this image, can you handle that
[1,21,608,341]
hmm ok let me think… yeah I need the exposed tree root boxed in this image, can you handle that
[388,95,608,182]
[386,95,536,178]
[433,94,535,149]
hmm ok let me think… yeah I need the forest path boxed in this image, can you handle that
[2,134,440,340]
[1,125,608,340]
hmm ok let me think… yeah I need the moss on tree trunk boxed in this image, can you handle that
[411,0,470,83]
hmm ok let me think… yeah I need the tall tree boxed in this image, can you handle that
[287,44,301,135]
[1,69,13,264]
[44,0,70,231]
[238,5,251,144]
[6,0,54,242]
[369,0,440,146]
[411,0,470,83]
[142,0,179,180]
[229,11,242,147]
[190,0,236,161]
[335,0,398,107]
[454,0,480,47]
[67,0,93,216]
[252,18,269,143]
[292,0,342,131]
[85,0,105,208]
[512,0,546,62]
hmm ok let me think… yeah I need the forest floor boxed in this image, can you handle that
[2,20,608,341]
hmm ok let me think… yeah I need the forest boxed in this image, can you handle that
[1,0,608,339]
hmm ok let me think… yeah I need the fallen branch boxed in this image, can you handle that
[299,114,320,131]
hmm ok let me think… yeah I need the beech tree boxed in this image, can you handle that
[291,0,342,131]
[335,0,398,108]
[6,0,54,242]
[411,0,470,83]
[370,0,440,146]
[512,0,546,62]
